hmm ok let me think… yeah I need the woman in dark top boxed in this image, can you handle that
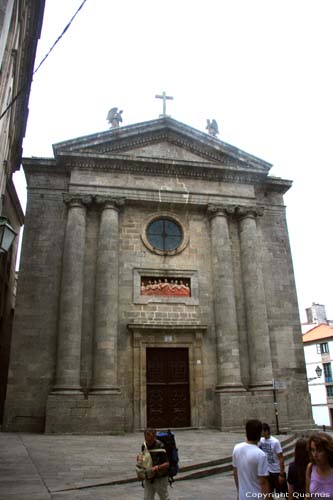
[287,438,309,497]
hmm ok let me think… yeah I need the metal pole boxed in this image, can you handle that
[272,379,280,434]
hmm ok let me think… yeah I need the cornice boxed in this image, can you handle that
[22,158,61,173]
[22,154,293,193]
[127,323,208,333]
[22,158,68,185]
[58,153,268,186]
[263,176,293,194]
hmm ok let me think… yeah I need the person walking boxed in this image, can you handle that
[287,438,309,497]
[259,422,287,494]
[306,432,333,498]
[233,419,269,499]
[138,428,171,500]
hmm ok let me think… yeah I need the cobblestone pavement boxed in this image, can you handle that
[0,430,293,500]
[51,473,236,500]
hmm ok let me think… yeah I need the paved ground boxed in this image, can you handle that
[0,430,291,500]
[51,474,237,500]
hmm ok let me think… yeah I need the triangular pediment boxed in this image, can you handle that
[120,141,211,163]
[53,117,272,174]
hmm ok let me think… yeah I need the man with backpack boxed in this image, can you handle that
[137,428,172,500]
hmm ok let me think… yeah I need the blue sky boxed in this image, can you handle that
[14,0,333,322]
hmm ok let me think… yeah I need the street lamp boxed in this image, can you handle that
[0,216,17,253]
[307,365,323,382]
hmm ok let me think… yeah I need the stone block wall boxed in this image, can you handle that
[117,203,217,430]
[4,174,68,431]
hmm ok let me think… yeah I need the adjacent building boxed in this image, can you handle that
[4,117,313,433]
[0,0,45,425]
[303,304,333,427]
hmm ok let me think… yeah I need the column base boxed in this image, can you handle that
[248,382,273,392]
[216,383,246,393]
[52,385,82,395]
[215,390,250,431]
[215,387,288,432]
[45,392,125,434]
[89,386,121,395]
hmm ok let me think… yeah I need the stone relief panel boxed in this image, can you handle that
[141,277,191,297]
[133,269,199,305]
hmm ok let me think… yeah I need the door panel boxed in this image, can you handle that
[146,347,190,428]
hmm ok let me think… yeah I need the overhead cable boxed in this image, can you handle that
[0,0,88,122]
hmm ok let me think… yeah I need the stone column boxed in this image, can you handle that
[54,194,90,393]
[91,197,122,393]
[209,206,244,391]
[238,207,273,389]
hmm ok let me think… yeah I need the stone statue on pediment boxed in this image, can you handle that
[206,119,219,136]
[107,107,123,128]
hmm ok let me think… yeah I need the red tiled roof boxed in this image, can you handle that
[302,323,333,343]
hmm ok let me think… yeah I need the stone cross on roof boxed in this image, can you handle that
[155,91,173,117]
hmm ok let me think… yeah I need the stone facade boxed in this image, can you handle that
[3,117,313,433]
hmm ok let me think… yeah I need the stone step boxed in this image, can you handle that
[176,434,297,482]
[52,434,297,492]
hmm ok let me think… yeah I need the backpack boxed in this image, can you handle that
[156,430,179,484]
[136,441,166,481]
[136,441,153,480]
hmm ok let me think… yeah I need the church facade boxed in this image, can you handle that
[4,117,313,433]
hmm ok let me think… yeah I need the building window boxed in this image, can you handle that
[141,213,189,256]
[323,363,332,383]
[146,218,182,251]
[317,343,329,354]
[327,386,333,397]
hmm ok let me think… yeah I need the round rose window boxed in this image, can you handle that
[146,218,183,252]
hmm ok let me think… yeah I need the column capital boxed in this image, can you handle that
[236,205,264,220]
[207,204,236,219]
[63,193,92,208]
[95,196,125,210]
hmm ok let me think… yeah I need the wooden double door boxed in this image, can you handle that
[146,347,191,428]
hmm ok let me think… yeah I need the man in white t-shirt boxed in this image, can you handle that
[259,422,287,494]
[233,419,269,500]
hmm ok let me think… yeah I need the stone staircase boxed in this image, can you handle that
[176,434,296,482]
[50,433,298,492]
